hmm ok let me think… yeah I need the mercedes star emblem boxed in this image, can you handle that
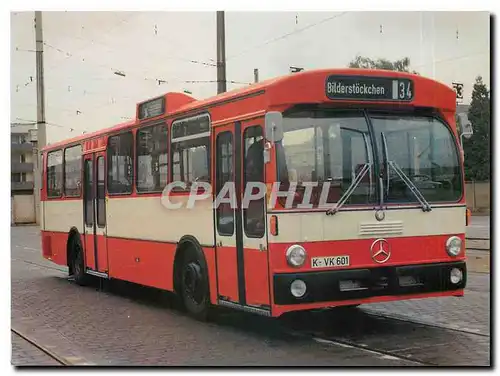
[370,238,391,264]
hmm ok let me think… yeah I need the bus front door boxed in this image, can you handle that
[83,151,109,276]
[214,120,270,314]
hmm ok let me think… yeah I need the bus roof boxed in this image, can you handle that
[42,68,455,152]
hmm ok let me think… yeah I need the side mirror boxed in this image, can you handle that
[265,111,284,143]
[457,113,473,144]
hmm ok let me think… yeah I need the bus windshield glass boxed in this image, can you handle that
[276,109,462,208]
[370,113,462,204]
[276,110,376,207]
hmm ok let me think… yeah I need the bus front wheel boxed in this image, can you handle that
[180,246,210,321]
[70,236,88,286]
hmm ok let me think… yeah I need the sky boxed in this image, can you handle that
[10,11,490,143]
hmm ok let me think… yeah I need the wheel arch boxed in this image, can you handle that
[173,235,210,296]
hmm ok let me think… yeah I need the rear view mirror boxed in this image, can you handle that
[265,112,284,143]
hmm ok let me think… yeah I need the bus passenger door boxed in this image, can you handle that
[214,120,270,312]
[83,152,109,275]
[214,125,239,303]
[240,121,270,309]
[94,152,108,274]
[83,155,96,270]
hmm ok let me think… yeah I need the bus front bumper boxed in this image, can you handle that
[273,261,466,305]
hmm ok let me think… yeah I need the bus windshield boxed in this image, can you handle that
[276,109,462,208]
[276,110,376,207]
[370,113,462,204]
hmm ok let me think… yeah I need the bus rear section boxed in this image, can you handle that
[264,102,466,317]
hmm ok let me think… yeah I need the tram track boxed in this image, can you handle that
[11,328,67,366]
[310,336,430,365]
[281,328,429,365]
[280,304,490,366]
[362,308,489,338]
[286,321,488,366]
[11,257,67,274]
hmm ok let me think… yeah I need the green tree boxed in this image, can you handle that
[463,76,490,181]
[348,55,419,74]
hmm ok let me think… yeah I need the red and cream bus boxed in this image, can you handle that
[41,68,469,320]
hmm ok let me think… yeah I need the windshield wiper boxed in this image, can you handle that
[326,162,372,216]
[381,132,432,212]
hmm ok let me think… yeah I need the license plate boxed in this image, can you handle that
[311,256,350,269]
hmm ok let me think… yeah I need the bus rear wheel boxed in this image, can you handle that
[70,236,88,286]
[180,247,210,321]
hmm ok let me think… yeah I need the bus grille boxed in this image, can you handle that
[358,221,404,236]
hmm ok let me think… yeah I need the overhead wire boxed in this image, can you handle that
[15,13,136,93]
[16,40,251,91]
[226,12,349,61]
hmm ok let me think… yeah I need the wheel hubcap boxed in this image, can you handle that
[183,262,203,304]
[73,244,82,276]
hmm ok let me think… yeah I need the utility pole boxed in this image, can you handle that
[254,68,259,83]
[34,10,47,225]
[216,11,226,94]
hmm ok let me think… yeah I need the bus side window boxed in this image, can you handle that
[64,145,83,197]
[136,124,168,193]
[107,132,134,194]
[47,150,63,198]
[171,114,210,190]
[243,126,265,238]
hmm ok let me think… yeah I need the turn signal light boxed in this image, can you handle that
[466,208,471,226]
[270,215,278,236]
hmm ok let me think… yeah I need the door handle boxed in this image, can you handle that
[216,241,223,247]
[259,244,267,252]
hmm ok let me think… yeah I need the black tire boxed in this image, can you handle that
[179,246,210,321]
[70,236,88,286]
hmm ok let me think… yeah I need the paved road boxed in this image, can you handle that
[11,226,490,366]
[467,215,490,239]
[11,332,60,366]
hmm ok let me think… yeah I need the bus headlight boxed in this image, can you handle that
[445,236,462,257]
[290,280,307,298]
[286,245,307,267]
[450,268,463,284]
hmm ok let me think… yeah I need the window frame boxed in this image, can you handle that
[63,144,83,197]
[84,158,94,227]
[215,131,235,236]
[135,122,169,194]
[106,131,135,196]
[47,149,64,198]
[96,156,106,228]
[277,107,463,207]
[242,125,265,239]
[367,110,464,204]
[170,113,211,190]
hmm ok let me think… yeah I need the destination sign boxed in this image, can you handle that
[325,76,414,102]
[138,97,165,120]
